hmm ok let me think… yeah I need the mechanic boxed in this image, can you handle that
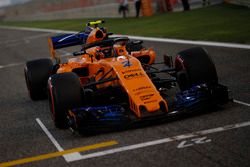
[134,0,141,17]
[119,0,129,18]
[181,0,190,11]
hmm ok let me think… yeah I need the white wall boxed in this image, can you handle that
[225,0,250,7]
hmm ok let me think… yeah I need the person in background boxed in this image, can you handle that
[156,0,165,13]
[181,0,190,11]
[165,0,173,12]
[119,0,129,18]
[134,0,141,18]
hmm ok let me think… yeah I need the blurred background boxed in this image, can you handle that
[0,0,249,21]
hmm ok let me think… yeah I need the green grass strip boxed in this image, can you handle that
[1,4,250,44]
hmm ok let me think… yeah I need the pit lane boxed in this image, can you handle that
[0,27,249,167]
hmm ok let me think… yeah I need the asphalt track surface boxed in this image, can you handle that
[0,28,249,167]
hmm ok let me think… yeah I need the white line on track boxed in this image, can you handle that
[233,100,250,107]
[67,120,250,162]
[0,50,72,70]
[0,26,76,34]
[25,33,52,40]
[0,32,51,46]
[0,62,24,69]
[127,35,250,50]
[35,118,82,162]
[1,26,250,49]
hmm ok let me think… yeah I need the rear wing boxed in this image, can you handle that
[48,20,106,60]
[48,32,88,59]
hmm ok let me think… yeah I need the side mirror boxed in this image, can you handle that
[132,40,143,45]
[107,32,114,36]
[73,51,85,56]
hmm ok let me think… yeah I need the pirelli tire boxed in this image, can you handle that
[48,72,83,129]
[24,58,53,101]
[175,47,218,91]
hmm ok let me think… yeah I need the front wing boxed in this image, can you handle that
[68,84,229,133]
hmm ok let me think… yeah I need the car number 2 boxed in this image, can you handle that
[177,136,212,148]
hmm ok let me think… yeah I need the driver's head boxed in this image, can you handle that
[101,46,113,58]
[95,46,113,60]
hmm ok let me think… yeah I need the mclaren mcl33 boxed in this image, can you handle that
[24,20,229,133]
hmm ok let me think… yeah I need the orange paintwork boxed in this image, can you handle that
[131,48,156,65]
[109,56,168,116]
[48,37,56,60]
[48,26,168,118]
[114,44,128,57]
[86,27,107,44]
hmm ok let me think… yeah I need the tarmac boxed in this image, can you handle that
[0,27,249,167]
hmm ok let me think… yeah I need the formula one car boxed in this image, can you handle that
[24,20,229,133]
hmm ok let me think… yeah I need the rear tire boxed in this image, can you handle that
[48,72,82,129]
[175,47,218,91]
[24,58,53,100]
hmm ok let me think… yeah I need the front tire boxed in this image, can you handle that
[175,47,218,91]
[48,72,82,129]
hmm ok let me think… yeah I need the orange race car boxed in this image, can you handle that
[24,20,229,133]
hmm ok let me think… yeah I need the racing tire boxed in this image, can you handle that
[48,72,82,129]
[24,58,53,100]
[175,47,218,91]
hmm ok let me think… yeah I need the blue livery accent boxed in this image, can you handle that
[122,60,133,67]
[72,105,128,122]
[51,32,89,49]
[175,84,209,109]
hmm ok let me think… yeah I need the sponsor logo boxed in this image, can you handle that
[133,86,151,92]
[140,94,154,101]
[134,90,154,96]
[121,68,141,74]
[122,60,132,67]
[124,72,144,79]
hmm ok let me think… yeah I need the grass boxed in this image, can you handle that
[1,4,250,44]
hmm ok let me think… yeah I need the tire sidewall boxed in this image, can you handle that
[24,58,53,100]
[48,72,82,129]
[175,47,218,91]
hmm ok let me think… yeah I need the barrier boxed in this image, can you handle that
[224,0,250,7]
[141,0,153,16]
